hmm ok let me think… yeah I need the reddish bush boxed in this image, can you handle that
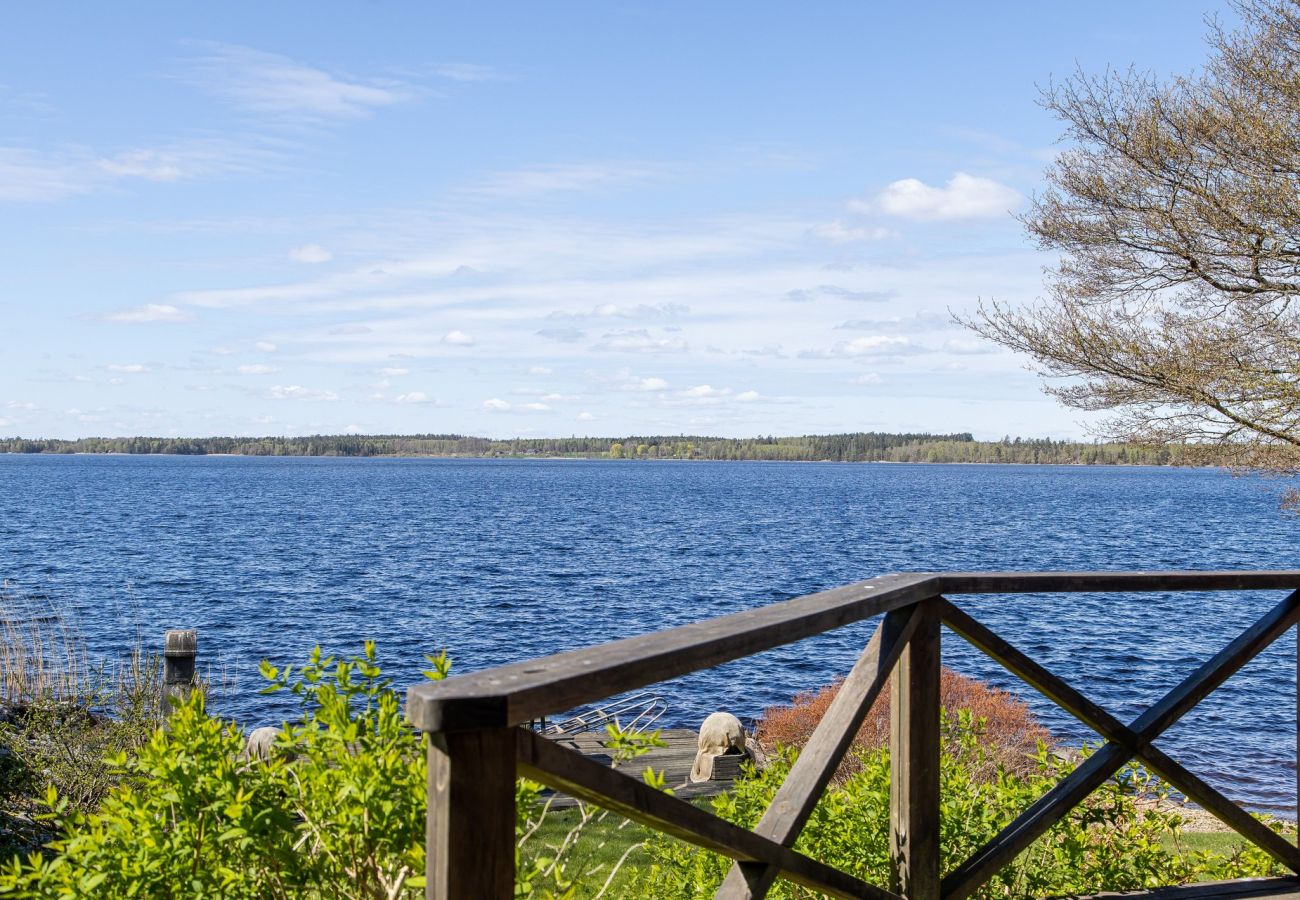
[755,667,1049,780]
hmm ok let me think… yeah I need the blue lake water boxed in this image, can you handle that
[0,454,1297,812]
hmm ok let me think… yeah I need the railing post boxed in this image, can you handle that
[426,727,516,899]
[890,598,941,900]
[162,628,197,716]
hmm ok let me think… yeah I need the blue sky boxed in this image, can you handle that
[1,1,1229,440]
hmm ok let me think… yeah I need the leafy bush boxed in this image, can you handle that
[0,644,654,899]
[633,710,1285,898]
[756,667,1049,781]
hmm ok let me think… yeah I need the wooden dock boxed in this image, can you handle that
[547,728,747,808]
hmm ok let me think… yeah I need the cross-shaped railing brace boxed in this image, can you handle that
[939,591,1300,900]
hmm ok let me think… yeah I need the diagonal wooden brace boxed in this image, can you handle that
[715,604,923,899]
[941,597,1300,874]
[939,590,1300,900]
[516,727,902,900]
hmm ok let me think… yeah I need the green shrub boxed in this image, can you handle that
[630,710,1286,898]
[0,644,655,899]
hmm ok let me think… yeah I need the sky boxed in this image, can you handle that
[1,1,1233,440]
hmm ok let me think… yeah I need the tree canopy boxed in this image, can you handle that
[968,0,1300,489]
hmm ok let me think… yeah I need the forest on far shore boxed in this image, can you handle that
[0,432,1183,465]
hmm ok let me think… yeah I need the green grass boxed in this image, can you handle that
[522,804,655,898]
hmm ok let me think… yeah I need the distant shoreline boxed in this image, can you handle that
[0,450,1193,469]
[0,432,1186,467]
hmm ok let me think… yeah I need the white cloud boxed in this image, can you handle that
[236,364,278,375]
[188,43,409,121]
[269,384,339,401]
[808,220,897,243]
[577,411,594,421]
[443,330,475,346]
[482,397,550,413]
[868,172,1021,221]
[102,303,194,323]
[5,401,37,410]
[290,244,333,264]
[380,366,409,376]
[593,329,686,353]
[800,336,917,359]
[394,391,430,404]
[621,376,669,392]
[255,341,277,352]
[837,311,948,334]
[528,366,553,375]
[106,363,150,373]
[0,417,11,428]
[851,373,883,385]
[343,423,363,434]
[552,302,689,320]
[683,384,726,398]
[736,390,760,402]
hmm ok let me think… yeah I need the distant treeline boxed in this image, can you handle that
[0,432,1183,465]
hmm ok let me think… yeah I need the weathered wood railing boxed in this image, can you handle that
[406,571,1300,899]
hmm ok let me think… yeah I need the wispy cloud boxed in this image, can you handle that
[592,329,687,354]
[482,397,550,413]
[96,138,280,182]
[784,285,894,304]
[186,43,411,122]
[101,303,195,323]
[289,243,333,264]
[269,384,339,400]
[807,220,897,243]
[432,63,504,83]
[0,148,93,202]
[466,162,665,198]
[799,336,918,359]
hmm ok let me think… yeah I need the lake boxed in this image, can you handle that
[0,454,1296,812]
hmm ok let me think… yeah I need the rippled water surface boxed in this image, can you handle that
[1,455,1297,811]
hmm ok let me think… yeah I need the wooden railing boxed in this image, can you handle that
[406,571,1300,899]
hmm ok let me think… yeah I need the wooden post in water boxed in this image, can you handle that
[890,597,941,900]
[162,629,197,716]
[426,727,516,899]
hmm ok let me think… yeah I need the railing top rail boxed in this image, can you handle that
[405,569,1300,732]
[407,572,936,731]
[938,570,1300,594]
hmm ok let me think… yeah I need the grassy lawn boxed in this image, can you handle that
[521,804,657,897]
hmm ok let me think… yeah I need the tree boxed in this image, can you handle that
[966,0,1300,494]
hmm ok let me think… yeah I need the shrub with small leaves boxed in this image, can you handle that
[0,644,661,900]
[631,709,1286,898]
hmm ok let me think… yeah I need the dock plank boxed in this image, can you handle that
[544,728,748,809]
